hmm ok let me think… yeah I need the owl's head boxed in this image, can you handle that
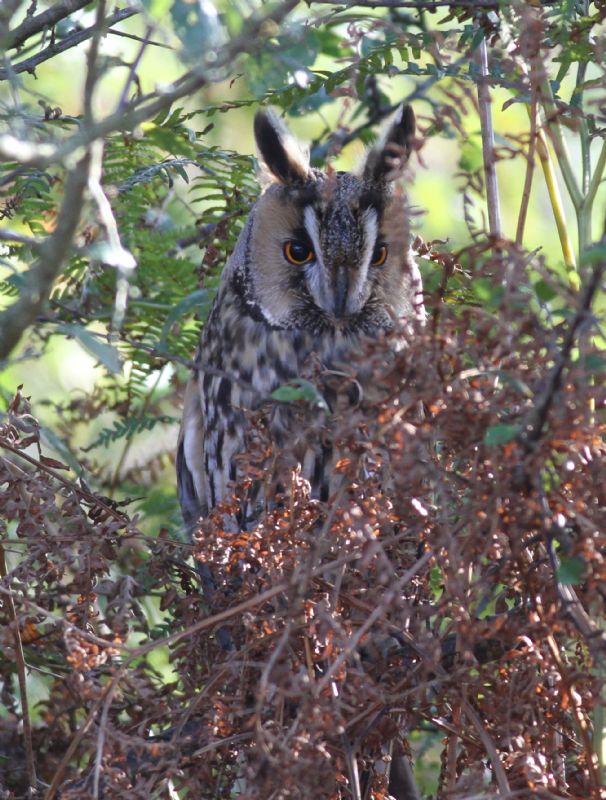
[248,105,419,331]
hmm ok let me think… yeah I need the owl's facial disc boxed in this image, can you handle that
[296,200,380,320]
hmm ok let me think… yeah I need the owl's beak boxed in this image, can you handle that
[333,265,349,317]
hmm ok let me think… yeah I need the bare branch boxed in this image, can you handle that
[0,0,23,47]
[106,27,172,49]
[0,439,130,526]
[0,228,40,247]
[6,0,91,50]
[0,8,139,82]
[0,543,36,790]
[44,679,117,800]
[0,0,299,168]
[0,1,115,361]
[83,0,108,121]
[461,698,511,795]
[520,250,605,449]
[474,36,502,240]
[0,151,91,361]
[116,24,154,110]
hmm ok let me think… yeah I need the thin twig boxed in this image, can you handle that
[584,138,606,226]
[0,228,41,247]
[544,631,602,798]
[540,78,583,210]
[108,368,163,494]
[461,697,511,795]
[0,584,128,652]
[310,55,468,163]
[0,543,37,790]
[105,549,366,667]
[0,8,138,81]
[520,252,605,448]
[6,0,91,50]
[83,0,107,122]
[445,703,460,794]
[0,440,130,525]
[41,547,380,798]
[45,679,116,800]
[167,210,247,255]
[474,35,501,240]
[107,28,171,49]
[315,551,433,693]
[516,67,538,247]
[531,111,578,281]
[116,24,154,110]
[574,60,590,195]
[501,6,578,277]
[93,680,118,800]
[342,734,362,800]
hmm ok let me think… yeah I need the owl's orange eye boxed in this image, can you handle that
[371,243,388,267]
[284,240,314,266]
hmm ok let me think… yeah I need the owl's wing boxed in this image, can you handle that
[176,375,208,529]
[177,375,235,652]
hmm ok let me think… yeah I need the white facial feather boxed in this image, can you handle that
[303,206,322,262]
[360,208,378,272]
[302,205,330,310]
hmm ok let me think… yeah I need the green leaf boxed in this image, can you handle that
[429,566,443,598]
[60,324,123,375]
[170,0,224,61]
[88,240,136,271]
[83,414,178,451]
[159,289,211,344]
[472,278,504,306]
[483,424,520,446]
[458,139,483,173]
[141,0,173,18]
[554,57,572,88]
[573,353,606,374]
[581,243,606,266]
[557,556,584,586]
[497,372,533,398]
[533,279,558,303]
[316,29,346,58]
[271,379,329,412]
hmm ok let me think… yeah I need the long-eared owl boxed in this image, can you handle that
[177,105,424,531]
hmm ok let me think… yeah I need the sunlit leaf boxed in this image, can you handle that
[271,379,329,412]
[59,324,123,375]
[557,556,584,586]
[483,424,520,446]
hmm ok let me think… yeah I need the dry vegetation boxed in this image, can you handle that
[2,239,605,798]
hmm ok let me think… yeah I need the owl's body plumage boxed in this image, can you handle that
[177,106,423,530]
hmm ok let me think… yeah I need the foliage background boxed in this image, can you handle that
[0,1,605,798]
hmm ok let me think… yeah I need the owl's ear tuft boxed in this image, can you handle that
[254,108,310,186]
[363,104,416,183]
